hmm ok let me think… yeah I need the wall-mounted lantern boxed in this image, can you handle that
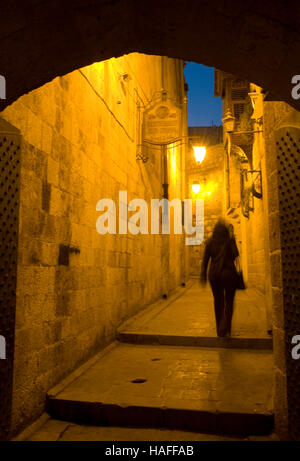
[193,146,206,164]
[241,168,262,199]
[222,106,263,135]
[192,181,201,194]
[222,108,236,134]
[240,167,262,218]
[191,179,217,198]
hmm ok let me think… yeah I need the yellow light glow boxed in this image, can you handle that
[192,182,201,194]
[197,181,217,198]
[193,146,206,164]
[170,144,177,179]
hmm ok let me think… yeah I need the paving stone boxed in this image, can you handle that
[27,419,267,441]
[117,282,272,349]
[40,280,275,439]
[47,343,274,435]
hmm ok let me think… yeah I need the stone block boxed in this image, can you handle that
[24,110,43,150]
[41,122,53,155]
[269,212,281,252]
[270,252,283,289]
[273,368,289,440]
[273,326,287,374]
[44,320,62,346]
[2,52,188,436]
[35,149,47,180]
[55,291,72,317]
[41,242,58,266]
[21,141,36,172]
[271,287,284,330]
[17,266,55,297]
[54,266,80,293]
[267,172,280,214]
[41,213,57,243]
[47,156,59,186]
[53,216,72,244]
[20,169,42,209]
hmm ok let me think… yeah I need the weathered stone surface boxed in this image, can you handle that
[0,1,299,112]
[273,368,289,440]
[271,288,285,330]
[46,342,274,435]
[1,54,187,436]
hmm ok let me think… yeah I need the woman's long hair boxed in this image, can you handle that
[210,219,230,256]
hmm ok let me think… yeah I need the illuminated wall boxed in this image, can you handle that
[186,140,225,276]
[1,53,187,434]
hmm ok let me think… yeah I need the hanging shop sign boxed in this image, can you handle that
[143,98,181,145]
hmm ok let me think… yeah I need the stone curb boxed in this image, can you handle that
[11,413,51,441]
[117,332,273,350]
[46,398,274,437]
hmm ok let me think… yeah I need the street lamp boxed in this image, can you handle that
[193,146,206,164]
[222,108,235,133]
[192,181,201,194]
[222,106,263,135]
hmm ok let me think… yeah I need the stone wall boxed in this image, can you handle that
[223,88,272,325]
[1,1,300,113]
[263,100,300,439]
[221,86,298,438]
[241,106,270,296]
[1,53,187,434]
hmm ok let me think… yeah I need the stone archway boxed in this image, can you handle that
[0,0,300,111]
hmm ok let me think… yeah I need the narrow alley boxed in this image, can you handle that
[1,1,300,444]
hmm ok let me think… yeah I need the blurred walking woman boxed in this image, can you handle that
[200,219,239,337]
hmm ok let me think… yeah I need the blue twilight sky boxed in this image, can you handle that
[184,62,222,127]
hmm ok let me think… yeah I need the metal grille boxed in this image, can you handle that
[231,88,249,100]
[0,119,21,440]
[275,126,300,440]
[234,103,245,120]
[232,79,249,89]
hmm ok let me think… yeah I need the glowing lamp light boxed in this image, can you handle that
[192,181,201,194]
[193,146,206,164]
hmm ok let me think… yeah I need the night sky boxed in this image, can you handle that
[184,62,222,127]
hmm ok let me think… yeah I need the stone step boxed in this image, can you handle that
[117,331,273,350]
[25,419,279,441]
[116,281,273,350]
[46,343,274,436]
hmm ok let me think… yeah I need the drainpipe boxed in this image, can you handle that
[162,144,168,199]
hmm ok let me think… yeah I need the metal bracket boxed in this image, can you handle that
[136,152,149,163]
